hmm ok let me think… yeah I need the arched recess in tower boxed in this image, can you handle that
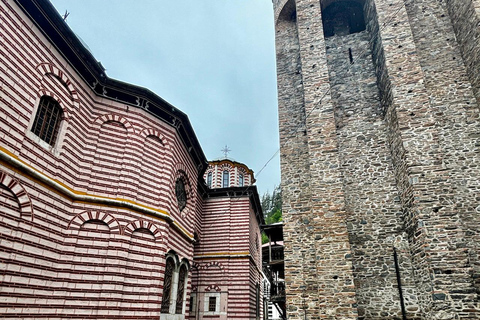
[321,0,366,37]
[275,0,307,140]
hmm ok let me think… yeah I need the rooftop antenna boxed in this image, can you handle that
[221,145,231,158]
[62,10,70,21]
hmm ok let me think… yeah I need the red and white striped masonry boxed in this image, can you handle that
[0,0,264,319]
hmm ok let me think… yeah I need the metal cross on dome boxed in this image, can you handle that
[221,145,231,158]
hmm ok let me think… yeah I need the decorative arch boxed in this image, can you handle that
[171,163,193,187]
[36,62,80,108]
[140,128,168,147]
[165,250,181,266]
[192,262,201,271]
[94,114,134,135]
[0,171,33,220]
[205,285,222,292]
[179,258,191,270]
[203,261,224,271]
[124,219,161,240]
[219,162,234,172]
[68,210,120,233]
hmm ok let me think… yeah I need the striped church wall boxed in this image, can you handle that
[0,1,200,319]
[1,1,264,319]
[0,0,199,234]
[0,167,177,319]
[191,196,263,319]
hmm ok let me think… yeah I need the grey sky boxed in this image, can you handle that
[49,0,280,195]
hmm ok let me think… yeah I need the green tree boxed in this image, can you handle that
[261,185,283,244]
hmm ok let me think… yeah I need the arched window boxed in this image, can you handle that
[239,174,244,187]
[175,265,188,314]
[31,96,63,145]
[175,178,187,211]
[222,170,229,188]
[207,172,212,188]
[161,258,175,313]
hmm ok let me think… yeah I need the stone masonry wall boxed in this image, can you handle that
[404,0,480,316]
[275,1,318,319]
[444,0,480,105]
[276,0,359,318]
[274,0,480,319]
[326,30,420,319]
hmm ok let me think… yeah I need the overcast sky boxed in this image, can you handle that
[50,0,280,195]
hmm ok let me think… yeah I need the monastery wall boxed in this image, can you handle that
[0,0,202,318]
[191,196,263,319]
[0,170,172,319]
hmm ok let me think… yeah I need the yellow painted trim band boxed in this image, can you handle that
[194,252,250,259]
[0,147,194,241]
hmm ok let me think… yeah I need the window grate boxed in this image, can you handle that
[175,178,187,211]
[175,265,187,314]
[161,259,175,313]
[31,96,62,145]
[208,296,216,312]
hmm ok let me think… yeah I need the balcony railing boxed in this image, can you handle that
[270,281,285,302]
[270,248,284,262]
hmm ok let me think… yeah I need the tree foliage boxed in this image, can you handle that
[261,186,282,244]
[261,185,282,225]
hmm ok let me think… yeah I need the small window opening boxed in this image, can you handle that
[189,296,194,312]
[208,296,217,312]
[322,1,366,38]
[348,48,354,64]
[207,172,212,188]
[31,96,63,145]
[239,174,244,187]
[222,170,229,188]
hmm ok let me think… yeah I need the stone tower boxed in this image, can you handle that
[272,0,480,319]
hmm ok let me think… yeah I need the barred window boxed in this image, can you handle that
[175,178,187,211]
[175,265,187,314]
[208,296,217,312]
[161,258,175,313]
[222,170,229,188]
[31,96,63,145]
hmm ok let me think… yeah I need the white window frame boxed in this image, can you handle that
[203,292,221,316]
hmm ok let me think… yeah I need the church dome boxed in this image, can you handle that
[204,159,255,188]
